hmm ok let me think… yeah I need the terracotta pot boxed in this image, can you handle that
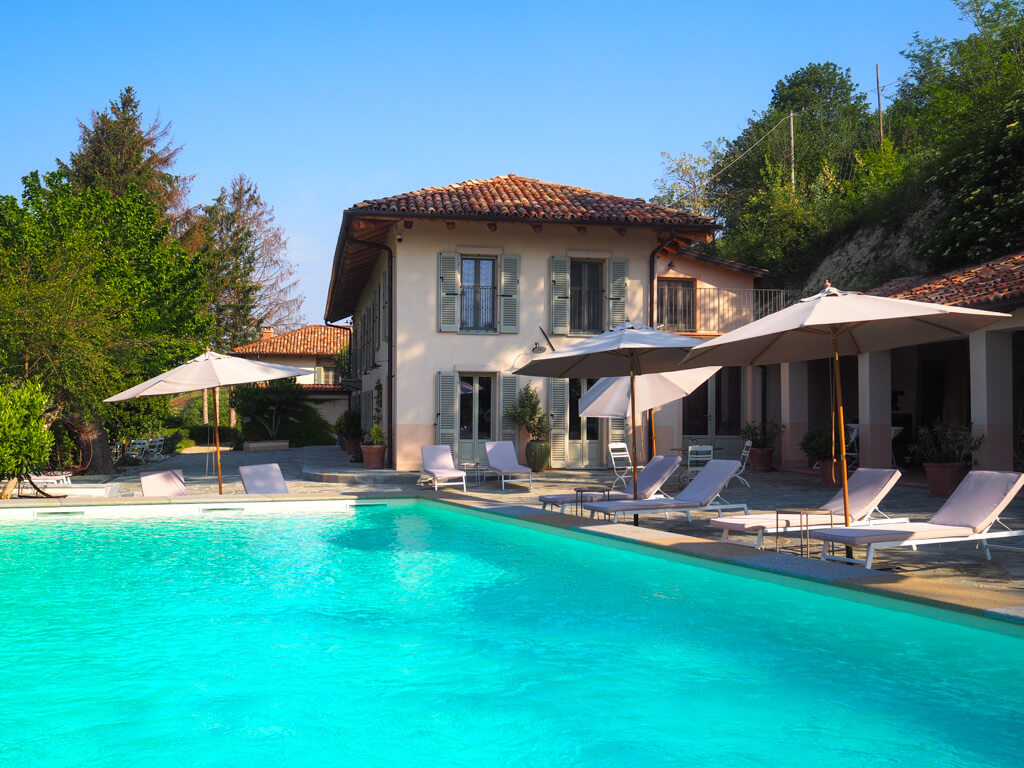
[923,461,968,498]
[525,440,550,472]
[344,436,360,454]
[818,459,841,487]
[748,447,774,472]
[362,445,386,469]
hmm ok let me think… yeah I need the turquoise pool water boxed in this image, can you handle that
[0,502,1021,767]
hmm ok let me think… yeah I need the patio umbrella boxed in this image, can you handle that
[515,321,704,524]
[104,350,312,494]
[579,366,720,454]
[679,283,1010,525]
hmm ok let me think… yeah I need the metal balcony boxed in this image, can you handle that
[658,287,800,335]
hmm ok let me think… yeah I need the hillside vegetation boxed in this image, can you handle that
[654,0,1024,291]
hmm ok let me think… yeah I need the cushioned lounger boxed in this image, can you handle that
[710,468,903,549]
[538,455,681,512]
[421,445,467,492]
[484,441,532,490]
[810,470,1024,569]
[140,468,187,497]
[239,463,289,495]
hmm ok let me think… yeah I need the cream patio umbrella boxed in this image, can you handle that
[104,350,313,494]
[515,322,704,524]
[579,367,720,454]
[678,283,1011,525]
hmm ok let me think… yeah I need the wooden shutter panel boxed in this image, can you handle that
[498,374,519,448]
[548,378,569,468]
[498,254,520,334]
[436,371,458,450]
[550,255,570,335]
[608,258,628,328]
[438,252,460,332]
[609,416,626,446]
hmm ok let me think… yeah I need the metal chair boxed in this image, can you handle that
[607,442,634,489]
[728,440,752,488]
[677,444,714,487]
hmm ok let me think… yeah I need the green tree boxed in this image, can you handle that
[58,86,192,219]
[0,380,55,498]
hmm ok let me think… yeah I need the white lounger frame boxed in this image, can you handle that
[719,508,908,550]
[590,493,748,524]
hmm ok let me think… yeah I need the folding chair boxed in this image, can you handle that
[607,442,634,490]
[728,440,752,488]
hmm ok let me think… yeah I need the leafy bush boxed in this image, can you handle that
[335,409,361,438]
[231,378,309,440]
[187,424,242,447]
[740,420,781,450]
[799,427,843,462]
[0,380,54,496]
[102,397,170,443]
[504,384,550,440]
[277,405,336,447]
[909,423,983,464]
[366,424,386,446]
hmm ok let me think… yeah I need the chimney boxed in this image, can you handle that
[261,327,275,340]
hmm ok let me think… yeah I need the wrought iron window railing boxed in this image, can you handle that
[659,287,800,334]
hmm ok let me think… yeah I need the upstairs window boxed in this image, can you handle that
[460,257,496,331]
[570,260,603,334]
[658,278,696,332]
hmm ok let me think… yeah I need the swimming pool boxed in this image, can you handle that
[0,500,1020,767]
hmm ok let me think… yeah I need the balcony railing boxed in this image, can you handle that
[658,287,800,335]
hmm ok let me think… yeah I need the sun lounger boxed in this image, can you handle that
[811,470,1024,569]
[140,468,187,497]
[538,455,681,512]
[421,445,467,492]
[711,467,904,549]
[484,441,532,490]
[239,463,289,495]
[582,459,745,524]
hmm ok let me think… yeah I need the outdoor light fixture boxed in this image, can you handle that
[666,260,675,271]
[531,342,546,354]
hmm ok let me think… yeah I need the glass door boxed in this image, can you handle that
[568,378,603,468]
[681,368,742,458]
[457,374,493,464]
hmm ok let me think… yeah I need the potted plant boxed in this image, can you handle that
[799,427,844,487]
[335,409,361,454]
[504,384,551,472]
[361,381,387,469]
[740,420,781,471]
[909,422,983,497]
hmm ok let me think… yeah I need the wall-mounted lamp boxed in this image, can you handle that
[531,342,546,354]
[666,260,675,271]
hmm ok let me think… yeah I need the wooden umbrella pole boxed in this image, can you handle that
[213,385,223,495]
[630,365,640,526]
[832,334,851,526]
[648,408,657,457]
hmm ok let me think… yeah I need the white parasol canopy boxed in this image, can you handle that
[579,367,720,419]
[679,284,1011,526]
[104,350,313,494]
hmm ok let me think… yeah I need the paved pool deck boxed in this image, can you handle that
[10,445,1024,629]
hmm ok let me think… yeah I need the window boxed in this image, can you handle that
[570,260,603,334]
[460,257,496,331]
[659,279,696,332]
[314,367,336,385]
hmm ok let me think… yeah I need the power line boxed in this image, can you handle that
[708,112,796,183]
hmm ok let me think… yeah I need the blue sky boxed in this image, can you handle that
[1,1,973,322]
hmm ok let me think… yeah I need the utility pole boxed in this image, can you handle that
[788,111,795,191]
[876,64,884,146]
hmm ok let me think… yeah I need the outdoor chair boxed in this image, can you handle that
[538,455,681,512]
[811,470,1024,569]
[582,459,745,524]
[126,439,151,463]
[144,436,166,462]
[607,442,638,490]
[484,441,532,490]
[711,467,904,549]
[420,445,467,492]
[239,463,289,495]
[140,468,187,497]
[727,440,752,488]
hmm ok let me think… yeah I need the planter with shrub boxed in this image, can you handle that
[910,422,983,497]
[361,381,387,469]
[335,409,361,454]
[799,427,844,486]
[503,384,550,472]
[740,420,781,471]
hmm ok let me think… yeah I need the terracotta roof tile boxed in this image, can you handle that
[350,174,718,229]
[869,252,1024,309]
[232,325,350,357]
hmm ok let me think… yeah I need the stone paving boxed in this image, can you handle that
[49,445,1024,603]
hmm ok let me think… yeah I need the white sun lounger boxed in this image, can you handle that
[811,470,1024,569]
[582,459,745,524]
[421,445,467,492]
[710,467,904,549]
[484,441,532,490]
[538,454,682,512]
[239,463,289,495]
[140,468,187,497]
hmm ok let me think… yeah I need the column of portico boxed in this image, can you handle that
[857,350,893,468]
[779,361,808,468]
[970,329,1014,470]
[743,366,763,426]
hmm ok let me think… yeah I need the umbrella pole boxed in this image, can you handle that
[831,334,851,527]
[648,408,657,457]
[214,386,223,495]
[630,368,640,526]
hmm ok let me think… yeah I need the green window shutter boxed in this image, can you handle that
[548,378,569,468]
[550,255,570,335]
[608,258,628,328]
[498,254,520,334]
[498,374,519,448]
[438,252,460,332]
[436,371,458,450]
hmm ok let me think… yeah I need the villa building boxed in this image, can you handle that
[324,174,791,471]
[232,324,352,426]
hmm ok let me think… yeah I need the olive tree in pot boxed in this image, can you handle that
[799,427,844,487]
[362,381,387,469]
[740,420,781,471]
[910,423,983,498]
[504,384,550,472]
